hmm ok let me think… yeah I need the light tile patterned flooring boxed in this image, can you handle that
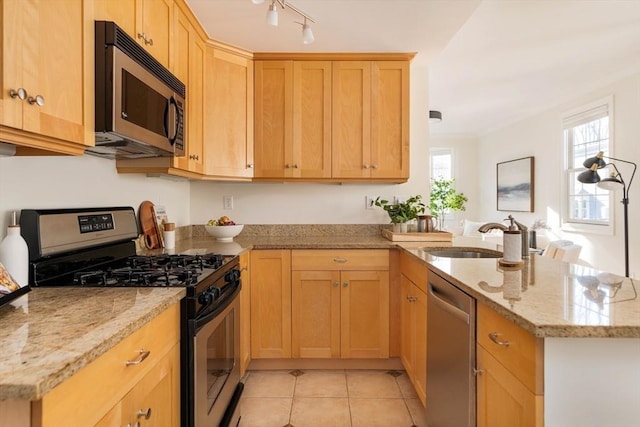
[239,369,427,427]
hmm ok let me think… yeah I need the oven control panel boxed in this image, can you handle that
[78,213,115,233]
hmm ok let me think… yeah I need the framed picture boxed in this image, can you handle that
[497,156,534,212]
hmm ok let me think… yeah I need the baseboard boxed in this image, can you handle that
[247,357,404,371]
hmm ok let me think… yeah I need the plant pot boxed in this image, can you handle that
[392,222,408,233]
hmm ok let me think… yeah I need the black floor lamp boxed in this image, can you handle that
[577,151,637,277]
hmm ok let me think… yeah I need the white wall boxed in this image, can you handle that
[476,73,640,277]
[0,155,190,233]
[190,63,435,225]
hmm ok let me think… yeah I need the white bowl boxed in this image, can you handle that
[204,224,244,241]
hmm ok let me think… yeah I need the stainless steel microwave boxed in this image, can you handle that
[91,21,186,159]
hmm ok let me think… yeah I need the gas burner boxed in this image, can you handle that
[126,254,224,272]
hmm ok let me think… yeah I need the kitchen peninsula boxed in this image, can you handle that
[1,229,638,426]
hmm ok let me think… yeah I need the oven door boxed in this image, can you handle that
[193,292,241,427]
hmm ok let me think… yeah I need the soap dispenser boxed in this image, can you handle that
[501,216,523,265]
[0,211,29,287]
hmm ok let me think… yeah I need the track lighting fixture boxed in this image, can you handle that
[266,1,278,27]
[252,0,316,44]
[302,18,314,44]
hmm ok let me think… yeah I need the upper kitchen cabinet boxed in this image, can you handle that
[171,3,205,174]
[254,54,412,183]
[332,60,410,181]
[203,43,254,180]
[254,60,332,179]
[0,0,93,155]
[94,0,172,67]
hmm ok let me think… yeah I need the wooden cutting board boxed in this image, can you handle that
[139,201,162,249]
[382,229,453,242]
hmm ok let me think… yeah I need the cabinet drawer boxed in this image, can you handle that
[291,249,389,270]
[38,303,180,427]
[400,251,427,293]
[477,303,543,395]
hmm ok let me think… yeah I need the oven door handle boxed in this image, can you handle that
[194,284,241,332]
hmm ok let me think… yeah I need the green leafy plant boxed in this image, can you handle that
[372,195,426,224]
[429,178,468,230]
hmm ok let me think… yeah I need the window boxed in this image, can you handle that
[430,148,452,181]
[562,97,614,233]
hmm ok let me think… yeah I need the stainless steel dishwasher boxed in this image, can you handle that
[426,269,476,427]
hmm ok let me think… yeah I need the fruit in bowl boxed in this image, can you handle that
[205,216,244,241]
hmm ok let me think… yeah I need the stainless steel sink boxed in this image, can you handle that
[421,248,502,258]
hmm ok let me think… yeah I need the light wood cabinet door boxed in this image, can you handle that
[250,250,292,358]
[340,270,389,358]
[292,61,332,178]
[477,346,543,427]
[170,7,203,173]
[239,252,251,375]
[1,0,92,154]
[371,61,409,179]
[254,61,293,178]
[94,0,136,36]
[291,270,341,358]
[123,343,180,427]
[400,275,427,406]
[95,343,180,427]
[331,61,372,178]
[204,47,254,178]
[136,0,172,67]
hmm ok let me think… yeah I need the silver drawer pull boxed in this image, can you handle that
[137,407,152,420]
[125,349,151,366]
[488,332,510,347]
[333,257,347,263]
[473,368,484,376]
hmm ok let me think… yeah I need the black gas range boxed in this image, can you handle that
[19,206,243,427]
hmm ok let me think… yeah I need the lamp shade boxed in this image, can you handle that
[597,176,624,191]
[577,168,601,184]
[582,152,607,169]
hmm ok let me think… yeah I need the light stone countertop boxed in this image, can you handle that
[167,229,640,338]
[0,287,185,400]
[1,227,638,401]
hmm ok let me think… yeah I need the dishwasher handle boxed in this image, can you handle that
[428,283,470,324]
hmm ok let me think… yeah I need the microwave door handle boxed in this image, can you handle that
[167,96,180,145]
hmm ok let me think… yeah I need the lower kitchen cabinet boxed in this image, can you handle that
[399,251,427,406]
[400,275,427,405]
[95,343,180,427]
[239,251,252,375]
[34,303,181,427]
[476,303,544,427]
[291,250,389,359]
[250,249,292,358]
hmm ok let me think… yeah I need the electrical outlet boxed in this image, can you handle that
[365,196,376,209]
[223,195,234,210]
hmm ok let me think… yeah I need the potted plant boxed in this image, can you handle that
[428,178,468,231]
[372,195,426,232]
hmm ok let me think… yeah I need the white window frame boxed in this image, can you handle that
[561,96,615,235]
[429,147,454,181]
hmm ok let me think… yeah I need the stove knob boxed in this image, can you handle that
[198,291,213,306]
[225,269,240,283]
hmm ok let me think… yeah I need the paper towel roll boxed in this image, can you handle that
[503,231,522,263]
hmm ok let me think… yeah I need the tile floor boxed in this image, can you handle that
[239,369,427,427]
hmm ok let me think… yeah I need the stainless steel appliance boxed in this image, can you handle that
[19,207,243,427]
[92,21,186,159]
[426,268,476,427]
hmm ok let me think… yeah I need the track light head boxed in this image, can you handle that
[302,18,314,44]
[266,1,278,26]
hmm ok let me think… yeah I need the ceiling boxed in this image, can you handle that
[186,0,640,137]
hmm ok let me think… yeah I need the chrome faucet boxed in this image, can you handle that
[478,215,529,258]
